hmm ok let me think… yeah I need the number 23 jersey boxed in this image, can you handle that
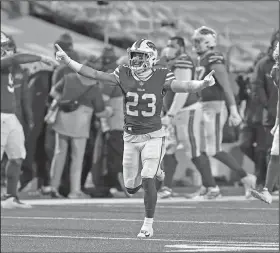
[113,65,175,135]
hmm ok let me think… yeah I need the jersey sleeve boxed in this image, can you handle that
[174,55,194,70]
[113,65,121,84]
[163,69,176,91]
[173,55,195,80]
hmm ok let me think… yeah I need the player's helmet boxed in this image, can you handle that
[192,26,217,55]
[1,31,16,58]
[127,39,158,73]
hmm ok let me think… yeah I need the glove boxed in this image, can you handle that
[203,70,215,87]
[54,44,71,65]
[161,114,174,126]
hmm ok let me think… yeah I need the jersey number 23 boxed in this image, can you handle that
[126,92,156,117]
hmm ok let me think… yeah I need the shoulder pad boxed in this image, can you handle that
[208,52,225,64]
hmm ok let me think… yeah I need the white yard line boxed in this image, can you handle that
[1,233,278,247]
[1,216,278,226]
[15,196,279,206]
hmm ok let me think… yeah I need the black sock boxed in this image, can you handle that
[6,159,22,197]
[142,178,157,218]
[163,154,177,188]
[214,151,247,179]
[192,153,216,188]
[254,150,267,186]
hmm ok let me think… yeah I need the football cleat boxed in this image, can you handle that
[185,186,221,200]
[185,185,207,199]
[137,227,154,238]
[241,174,257,198]
[158,186,172,199]
[203,186,222,200]
[50,189,63,199]
[1,194,32,209]
[251,189,272,204]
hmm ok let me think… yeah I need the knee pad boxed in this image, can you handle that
[126,185,142,194]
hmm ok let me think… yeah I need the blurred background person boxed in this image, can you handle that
[237,53,267,189]
[191,26,256,198]
[47,65,113,199]
[251,41,279,204]
[251,30,279,193]
[1,31,52,208]
[44,33,80,197]
[158,36,218,199]
[98,48,129,197]
[19,62,56,195]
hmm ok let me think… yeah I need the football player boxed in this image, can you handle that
[158,36,219,199]
[1,31,55,209]
[251,42,279,204]
[191,26,256,198]
[55,39,215,238]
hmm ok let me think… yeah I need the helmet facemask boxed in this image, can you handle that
[128,50,153,74]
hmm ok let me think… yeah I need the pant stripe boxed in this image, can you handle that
[154,137,165,178]
[188,110,197,158]
[215,113,221,153]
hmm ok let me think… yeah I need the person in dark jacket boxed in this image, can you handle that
[251,41,279,204]
[238,57,267,188]
[251,30,279,191]
[20,69,55,194]
[44,33,80,197]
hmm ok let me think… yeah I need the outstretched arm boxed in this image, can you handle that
[164,70,215,93]
[1,53,42,69]
[55,44,118,85]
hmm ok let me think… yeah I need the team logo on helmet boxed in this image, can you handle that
[146,41,157,51]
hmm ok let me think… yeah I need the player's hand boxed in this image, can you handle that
[161,115,173,126]
[229,111,242,127]
[270,124,279,136]
[203,70,215,87]
[55,44,71,64]
[229,105,242,126]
